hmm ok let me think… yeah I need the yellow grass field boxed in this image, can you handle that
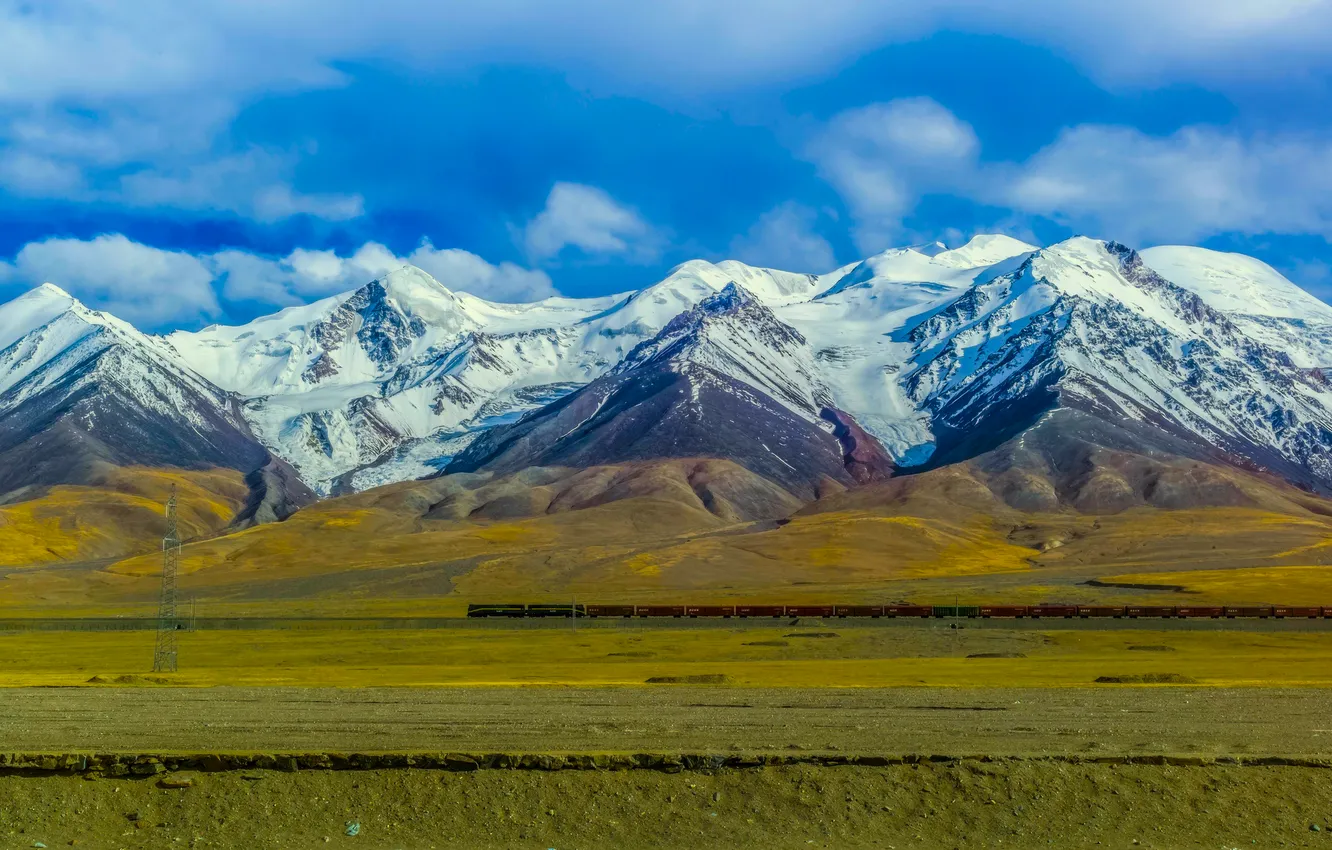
[3,624,1331,688]
[0,467,248,568]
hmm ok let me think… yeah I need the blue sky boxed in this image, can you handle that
[1,1,1332,329]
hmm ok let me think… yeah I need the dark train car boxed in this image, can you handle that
[1126,606,1177,618]
[1029,605,1077,618]
[686,605,735,618]
[786,605,835,618]
[466,603,527,618]
[932,605,980,618]
[585,604,635,618]
[883,605,933,618]
[1224,606,1272,618]
[527,603,586,618]
[835,605,883,618]
[637,605,686,618]
[1176,606,1223,618]
[1273,606,1323,618]
[979,605,1028,618]
[1077,606,1124,618]
[736,605,786,618]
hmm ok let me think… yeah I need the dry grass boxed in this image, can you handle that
[1101,564,1332,603]
[0,467,247,568]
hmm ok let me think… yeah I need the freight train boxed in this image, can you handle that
[466,603,1330,619]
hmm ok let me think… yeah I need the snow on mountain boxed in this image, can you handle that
[1141,245,1332,369]
[905,237,1332,492]
[776,234,1037,463]
[167,259,854,494]
[1140,246,1332,320]
[447,283,893,498]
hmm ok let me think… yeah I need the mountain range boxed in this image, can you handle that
[5,233,1332,533]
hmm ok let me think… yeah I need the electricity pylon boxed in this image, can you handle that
[152,485,181,673]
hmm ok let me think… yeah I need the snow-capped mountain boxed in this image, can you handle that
[906,238,1332,491]
[447,284,894,498]
[6,231,1332,508]
[0,284,310,520]
[166,258,854,494]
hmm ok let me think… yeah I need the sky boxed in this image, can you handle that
[1,0,1332,330]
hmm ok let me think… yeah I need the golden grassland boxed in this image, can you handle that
[6,499,1332,615]
[0,467,248,568]
[2,624,1331,688]
[6,454,1332,618]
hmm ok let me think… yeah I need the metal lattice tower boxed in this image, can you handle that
[152,485,181,673]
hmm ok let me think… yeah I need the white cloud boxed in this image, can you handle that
[0,234,557,330]
[999,125,1332,245]
[523,182,659,262]
[729,203,836,272]
[216,240,555,305]
[406,241,557,302]
[3,235,220,327]
[809,98,1332,249]
[2,1,1329,228]
[809,98,979,253]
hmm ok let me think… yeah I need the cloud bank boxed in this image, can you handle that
[809,98,1332,252]
[1,234,557,328]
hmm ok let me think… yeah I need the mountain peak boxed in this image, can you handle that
[935,234,1038,267]
[1140,245,1332,322]
[0,282,93,351]
[907,241,949,258]
[32,282,74,300]
[702,281,760,312]
[367,265,459,306]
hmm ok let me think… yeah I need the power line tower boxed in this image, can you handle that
[152,485,181,673]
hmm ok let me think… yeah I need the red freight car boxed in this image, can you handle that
[1224,606,1271,618]
[637,605,686,617]
[979,605,1028,618]
[685,605,734,618]
[835,605,883,618]
[786,605,835,618]
[883,605,933,618]
[586,604,636,618]
[1176,606,1223,618]
[1077,606,1124,618]
[1126,606,1177,618]
[735,605,786,618]
[1029,605,1077,618]
[1273,606,1323,618]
